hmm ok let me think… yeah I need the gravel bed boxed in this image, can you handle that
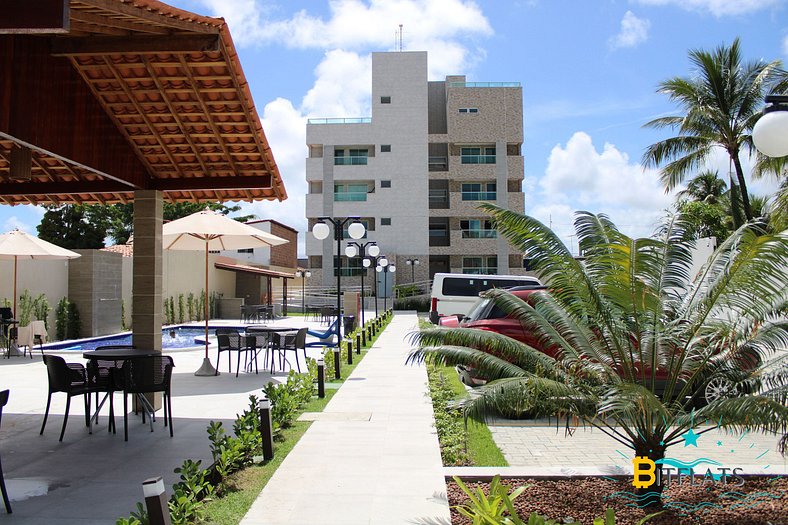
[447,477,788,524]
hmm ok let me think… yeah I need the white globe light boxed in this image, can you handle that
[379,257,388,267]
[347,221,366,239]
[345,245,358,258]
[414,259,420,266]
[305,270,312,277]
[389,265,396,273]
[368,244,380,257]
[753,110,788,158]
[376,266,383,272]
[313,222,330,240]
[362,258,371,267]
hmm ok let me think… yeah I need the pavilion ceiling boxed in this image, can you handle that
[0,0,287,205]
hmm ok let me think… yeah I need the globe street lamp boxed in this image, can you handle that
[345,241,379,326]
[376,262,396,312]
[312,217,366,339]
[753,95,788,158]
[365,253,386,317]
[295,269,311,317]
[405,258,419,283]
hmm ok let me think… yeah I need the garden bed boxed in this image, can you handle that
[447,476,788,524]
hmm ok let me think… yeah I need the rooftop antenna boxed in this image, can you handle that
[396,24,403,51]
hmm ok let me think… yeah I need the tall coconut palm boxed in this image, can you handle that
[643,38,784,222]
[676,170,727,204]
[408,204,788,508]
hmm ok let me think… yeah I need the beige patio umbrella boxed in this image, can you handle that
[162,210,288,376]
[0,229,81,320]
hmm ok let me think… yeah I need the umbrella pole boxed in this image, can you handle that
[195,241,219,376]
[12,256,17,318]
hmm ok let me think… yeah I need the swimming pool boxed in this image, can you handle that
[44,326,241,351]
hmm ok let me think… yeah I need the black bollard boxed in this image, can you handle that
[355,333,361,354]
[143,477,172,525]
[347,340,353,365]
[333,346,341,379]
[258,398,274,461]
[361,326,367,347]
[317,357,325,398]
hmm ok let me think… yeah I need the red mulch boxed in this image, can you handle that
[447,477,788,524]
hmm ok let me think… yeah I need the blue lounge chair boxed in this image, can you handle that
[306,317,340,347]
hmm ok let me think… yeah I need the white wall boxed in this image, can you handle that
[0,258,69,330]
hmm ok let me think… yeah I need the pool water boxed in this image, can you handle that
[45,326,232,351]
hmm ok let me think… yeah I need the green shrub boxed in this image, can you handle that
[187,292,195,322]
[121,300,128,331]
[177,294,185,324]
[262,371,314,430]
[55,297,68,340]
[33,293,50,330]
[394,295,429,311]
[66,302,80,339]
[18,290,34,326]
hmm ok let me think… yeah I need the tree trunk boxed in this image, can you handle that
[730,152,753,221]
[634,440,666,509]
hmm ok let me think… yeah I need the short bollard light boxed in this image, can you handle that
[355,332,361,354]
[143,476,172,525]
[347,340,353,365]
[333,346,341,379]
[361,326,367,347]
[317,358,325,398]
[258,398,274,461]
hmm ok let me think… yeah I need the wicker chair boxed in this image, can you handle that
[117,355,174,441]
[40,355,99,441]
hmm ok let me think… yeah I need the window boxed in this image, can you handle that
[380,144,391,152]
[334,256,364,276]
[237,248,253,254]
[334,183,368,202]
[381,218,391,226]
[460,219,496,239]
[461,146,496,164]
[334,148,368,166]
[380,96,391,104]
[380,180,391,188]
[458,108,478,113]
[462,256,497,275]
[461,182,496,201]
[429,219,450,247]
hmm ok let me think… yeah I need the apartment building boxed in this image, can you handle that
[305,51,526,292]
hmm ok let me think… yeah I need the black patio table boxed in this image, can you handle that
[82,349,164,433]
[244,326,300,373]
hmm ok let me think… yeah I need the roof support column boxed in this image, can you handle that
[132,190,163,353]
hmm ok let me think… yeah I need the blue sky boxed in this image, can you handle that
[2,0,786,255]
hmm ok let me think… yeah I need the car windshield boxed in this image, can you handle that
[465,298,508,321]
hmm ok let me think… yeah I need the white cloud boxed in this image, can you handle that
[3,215,33,233]
[635,0,780,16]
[609,11,650,50]
[530,132,674,249]
[301,50,371,118]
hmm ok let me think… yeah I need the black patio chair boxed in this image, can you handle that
[216,328,243,376]
[278,327,308,373]
[0,389,12,513]
[118,355,174,441]
[40,354,99,442]
[85,345,136,434]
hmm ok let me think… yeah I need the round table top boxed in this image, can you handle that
[83,348,163,360]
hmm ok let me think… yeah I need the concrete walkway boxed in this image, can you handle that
[240,312,451,525]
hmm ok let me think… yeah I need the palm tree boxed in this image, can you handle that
[408,204,788,508]
[643,38,784,222]
[676,170,727,204]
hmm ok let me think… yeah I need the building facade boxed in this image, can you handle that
[305,51,526,290]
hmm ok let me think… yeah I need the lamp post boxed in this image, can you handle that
[345,241,379,326]
[366,253,386,317]
[312,217,366,339]
[405,258,419,283]
[376,261,396,312]
[295,269,311,316]
[753,95,788,158]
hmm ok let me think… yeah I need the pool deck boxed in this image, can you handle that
[0,315,337,524]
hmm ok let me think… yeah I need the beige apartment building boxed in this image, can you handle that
[305,51,526,293]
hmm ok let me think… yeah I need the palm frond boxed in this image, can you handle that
[407,344,529,382]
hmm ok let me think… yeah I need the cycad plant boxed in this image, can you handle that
[408,204,788,507]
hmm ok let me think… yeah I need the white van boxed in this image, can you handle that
[429,273,542,324]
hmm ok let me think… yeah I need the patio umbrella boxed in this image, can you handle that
[0,229,81,319]
[162,210,288,376]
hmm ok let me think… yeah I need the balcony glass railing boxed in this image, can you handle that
[334,192,368,202]
[334,157,368,166]
[461,230,497,239]
[448,82,521,88]
[460,155,496,164]
[428,156,448,171]
[461,192,497,201]
[428,190,449,209]
[308,117,372,124]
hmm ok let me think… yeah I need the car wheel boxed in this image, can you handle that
[704,376,738,404]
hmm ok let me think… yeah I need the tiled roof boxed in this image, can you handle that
[0,0,286,205]
[102,243,134,257]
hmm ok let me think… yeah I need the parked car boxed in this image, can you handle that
[429,273,542,324]
[442,287,757,405]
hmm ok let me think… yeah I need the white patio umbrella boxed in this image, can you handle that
[0,229,81,319]
[162,210,288,376]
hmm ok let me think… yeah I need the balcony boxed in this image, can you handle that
[308,117,372,125]
[429,189,449,209]
[428,156,448,171]
[460,191,496,201]
[460,155,496,165]
[334,156,368,166]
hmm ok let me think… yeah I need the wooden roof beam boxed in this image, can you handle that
[0,0,70,34]
[51,34,220,56]
[0,179,135,196]
[153,175,272,192]
[76,0,220,34]
[69,10,170,35]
